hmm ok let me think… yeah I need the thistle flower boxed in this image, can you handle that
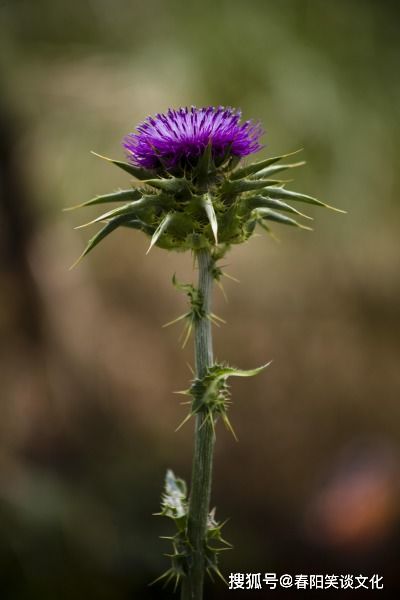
[69,106,344,265]
[70,105,344,599]
[123,106,263,172]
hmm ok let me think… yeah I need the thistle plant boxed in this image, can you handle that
[68,106,344,599]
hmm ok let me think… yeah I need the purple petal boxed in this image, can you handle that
[122,106,264,170]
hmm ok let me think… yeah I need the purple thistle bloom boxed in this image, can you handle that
[123,106,264,171]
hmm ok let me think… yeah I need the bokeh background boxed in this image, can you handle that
[1,0,399,598]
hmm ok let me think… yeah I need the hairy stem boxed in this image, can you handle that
[180,248,215,600]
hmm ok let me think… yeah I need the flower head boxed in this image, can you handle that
[70,104,340,265]
[123,106,263,171]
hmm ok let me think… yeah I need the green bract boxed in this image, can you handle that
[153,470,230,591]
[68,148,344,265]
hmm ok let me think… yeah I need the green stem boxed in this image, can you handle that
[180,248,215,600]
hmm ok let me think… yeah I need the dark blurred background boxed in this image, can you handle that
[1,0,399,598]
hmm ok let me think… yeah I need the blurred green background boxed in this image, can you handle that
[1,0,399,598]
